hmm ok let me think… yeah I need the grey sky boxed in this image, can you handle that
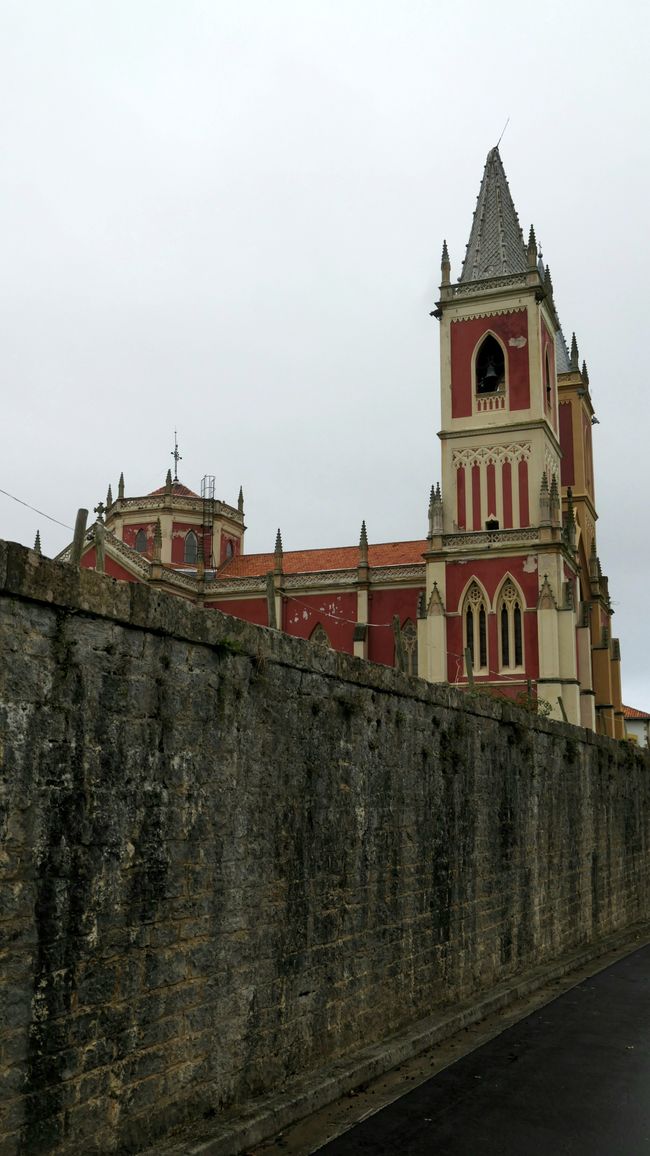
[1,0,648,706]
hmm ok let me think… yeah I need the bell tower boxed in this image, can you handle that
[419,146,583,724]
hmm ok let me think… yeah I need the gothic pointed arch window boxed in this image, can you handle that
[401,619,418,677]
[310,623,331,647]
[464,582,488,673]
[544,348,552,410]
[476,334,505,395]
[498,580,524,670]
[184,530,198,565]
[135,529,147,554]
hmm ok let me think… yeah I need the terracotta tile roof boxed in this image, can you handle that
[622,705,650,721]
[148,481,200,498]
[217,540,428,579]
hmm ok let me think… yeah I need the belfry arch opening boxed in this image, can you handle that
[476,334,505,395]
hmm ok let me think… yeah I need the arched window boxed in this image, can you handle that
[225,540,234,560]
[135,529,147,554]
[499,581,524,670]
[476,335,505,395]
[544,349,552,409]
[402,619,418,677]
[184,530,198,565]
[310,623,331,647]
[464,582,488,673]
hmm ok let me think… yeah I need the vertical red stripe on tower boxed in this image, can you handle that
[487,462,496,520]
[502,461,512,528]
[518,459,529,527]
[456,466,466,529]
[472,464,481,531]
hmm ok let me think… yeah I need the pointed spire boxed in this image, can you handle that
[589,539,599,582]
[118,472,125,500]
[549,473,560,525]
[581,360,589,386]
[34,529,42,555]
[426,582,445,617]
[238,486,244,514]
[543,264,553,298]
[428,483,443,537]
[527,224,537,269]
[570,332,579,371]
[565,487,576,549]
[460,147,527,283]
[165,468,173,498]
[441,239,450,285]
[359,519,368,565]
[274,528,283,572]
[538,574,557,611]
[106,483,113,509]
[539,471,550,524]
[152,518,162,562]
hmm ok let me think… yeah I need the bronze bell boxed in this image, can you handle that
[483,357,498,386]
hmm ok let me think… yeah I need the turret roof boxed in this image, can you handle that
[217,539,427,578]
[148,481,200,498]
[555,328,572,374]
[460,147,527,283]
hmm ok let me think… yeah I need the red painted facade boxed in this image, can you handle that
[206,596,268,627]
[283,591,357,652]
[122,523,156,553]
[450,311,530,419]
[81,547,139,584]
[367,588,422,667]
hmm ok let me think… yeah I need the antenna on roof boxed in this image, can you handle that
[496,117,510,149]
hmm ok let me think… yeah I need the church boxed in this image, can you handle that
[62,147,624,738]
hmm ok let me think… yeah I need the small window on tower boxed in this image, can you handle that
[225,540,234,560]
[135,529,147,554]
[184,531,198,565]
[485,518,499,531]
[476,335,505,395]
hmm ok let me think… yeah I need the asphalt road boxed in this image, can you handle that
[317,943,650,1155]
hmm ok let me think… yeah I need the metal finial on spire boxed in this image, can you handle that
[34,529,42,555]
[570,333,579,371]
[171,430,182,482]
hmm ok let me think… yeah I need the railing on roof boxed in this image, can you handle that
[442,528,539,549]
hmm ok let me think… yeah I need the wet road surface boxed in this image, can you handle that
[317,943,650,1155]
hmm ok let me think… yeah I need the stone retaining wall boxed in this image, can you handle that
[1,541,648,1153]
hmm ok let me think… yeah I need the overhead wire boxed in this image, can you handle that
[0,485,74,531]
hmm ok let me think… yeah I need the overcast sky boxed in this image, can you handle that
[1,0,648,705]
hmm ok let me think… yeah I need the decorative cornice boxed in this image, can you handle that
[452,441,531,468]
[450,276,528,299]
[450,305,528,322]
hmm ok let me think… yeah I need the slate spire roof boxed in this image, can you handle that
[460,147,528,283]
